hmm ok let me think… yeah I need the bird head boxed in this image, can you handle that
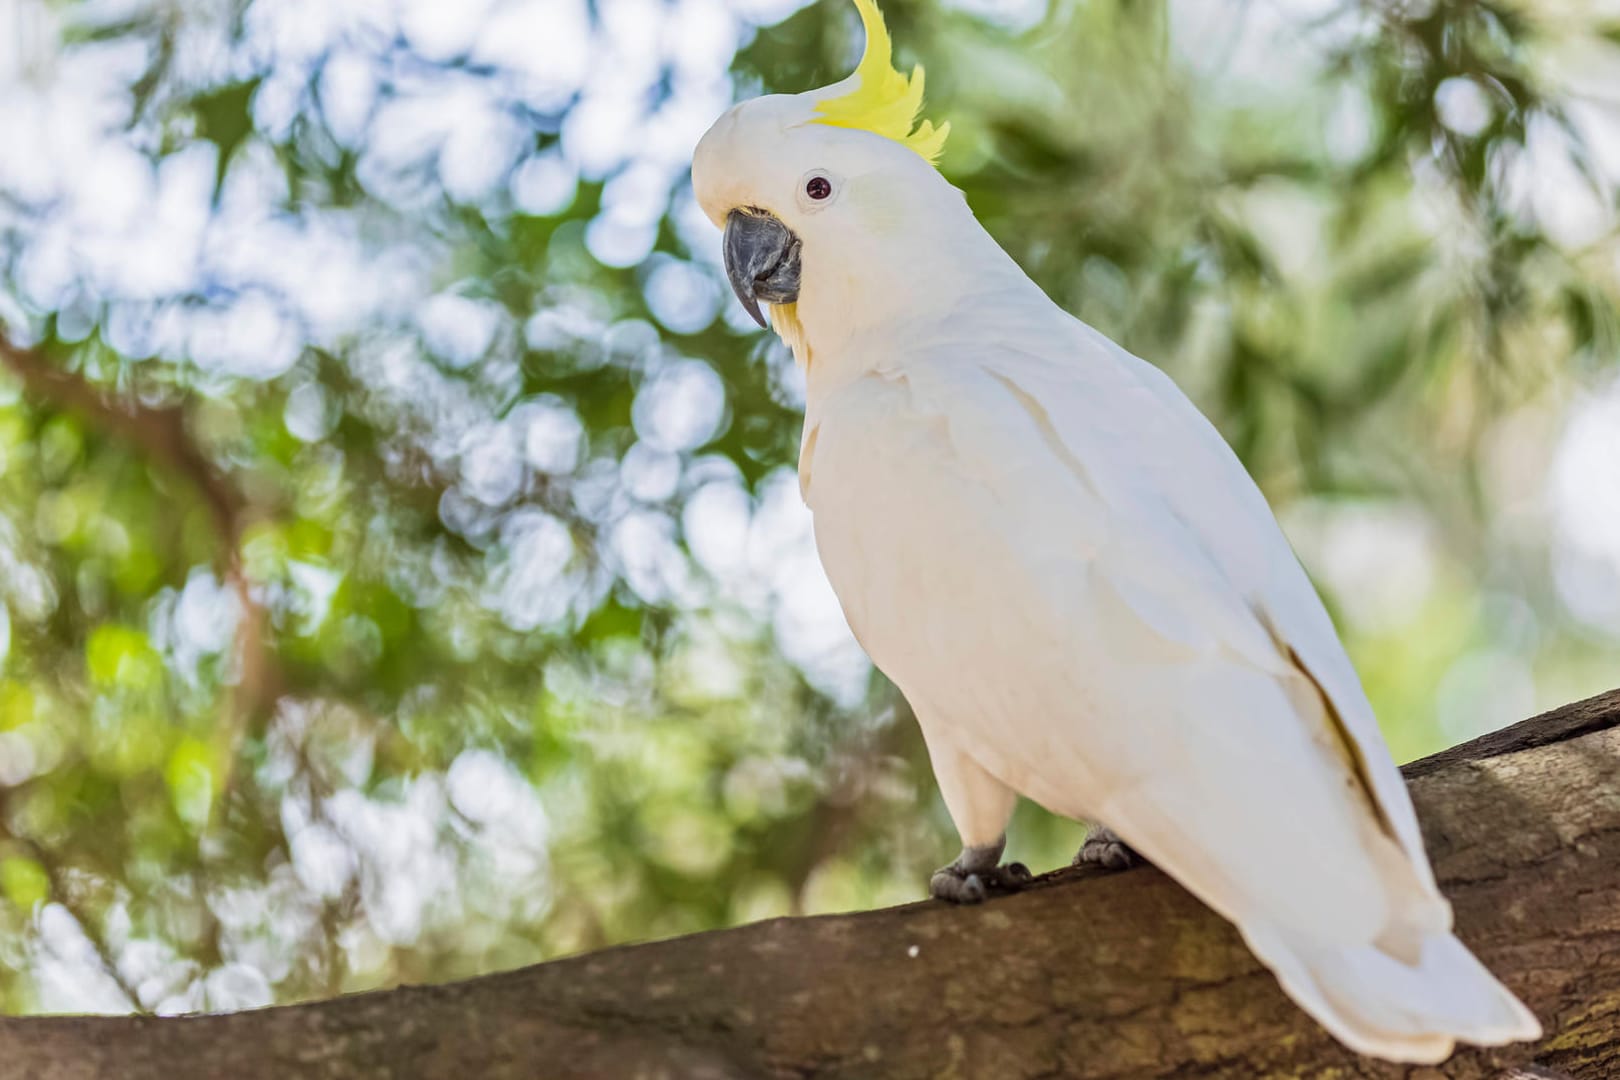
[692,0,976,360]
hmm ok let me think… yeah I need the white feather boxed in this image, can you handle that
[801,319,1539,1060]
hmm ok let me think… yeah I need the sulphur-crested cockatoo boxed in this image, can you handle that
[691,0,1540,1063]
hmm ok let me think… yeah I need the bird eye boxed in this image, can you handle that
[805,176,832,200]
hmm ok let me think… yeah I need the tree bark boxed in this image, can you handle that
[3,689,1618,1080]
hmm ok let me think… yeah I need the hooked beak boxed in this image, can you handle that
[723,208,801,328]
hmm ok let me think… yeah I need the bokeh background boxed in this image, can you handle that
[0,0,1617,1015]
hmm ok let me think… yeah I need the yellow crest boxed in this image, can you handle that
[812,0,949,165]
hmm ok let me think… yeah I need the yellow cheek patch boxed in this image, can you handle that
[768,301,810,364]
[812,0,949,166]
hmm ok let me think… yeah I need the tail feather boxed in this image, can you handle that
[1245,923,1542,1065]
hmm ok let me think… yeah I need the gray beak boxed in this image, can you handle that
[723,208,801,328]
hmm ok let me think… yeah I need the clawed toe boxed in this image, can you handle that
[931,867,988,903]
[930,858,1031,904]
[1073,826,1142,871]
[999,861,1032,886]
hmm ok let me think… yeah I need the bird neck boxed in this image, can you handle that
[784,217,1054,403]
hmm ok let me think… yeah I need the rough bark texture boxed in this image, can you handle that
[3,689,1619,1080]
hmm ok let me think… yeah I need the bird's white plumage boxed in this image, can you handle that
[805,321,1405,927]
[692,61,1540,1063]
[801,319,1534,1060]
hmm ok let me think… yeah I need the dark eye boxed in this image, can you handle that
[805,176,832,200]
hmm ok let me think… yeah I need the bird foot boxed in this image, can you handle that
[929,840,1031,904]
[1073,825,1142,871]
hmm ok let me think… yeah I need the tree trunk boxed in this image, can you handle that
[3,690,1618,1080]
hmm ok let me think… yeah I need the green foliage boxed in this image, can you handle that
[0,857,48,913]
[191,79,264,198]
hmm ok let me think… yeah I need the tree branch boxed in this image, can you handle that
[0,339,242,537]
[1,688,1616,1079]
[0,334,281,778]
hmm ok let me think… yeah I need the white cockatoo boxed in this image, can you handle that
[691,0,1540,1063]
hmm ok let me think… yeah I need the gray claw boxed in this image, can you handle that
[930,840,1032,904]
[1073,825,1141,871]
[931,869,988,904]
[964,873,989,901]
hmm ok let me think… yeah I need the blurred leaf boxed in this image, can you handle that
[0,682,35,732]
[163,736,216,831]
[0,856,49,912]
[85,625,163,691]
[191,79,263,198]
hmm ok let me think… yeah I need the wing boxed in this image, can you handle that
[1034,322,1436,891]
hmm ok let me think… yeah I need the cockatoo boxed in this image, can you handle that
[691,0,1541,1063]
